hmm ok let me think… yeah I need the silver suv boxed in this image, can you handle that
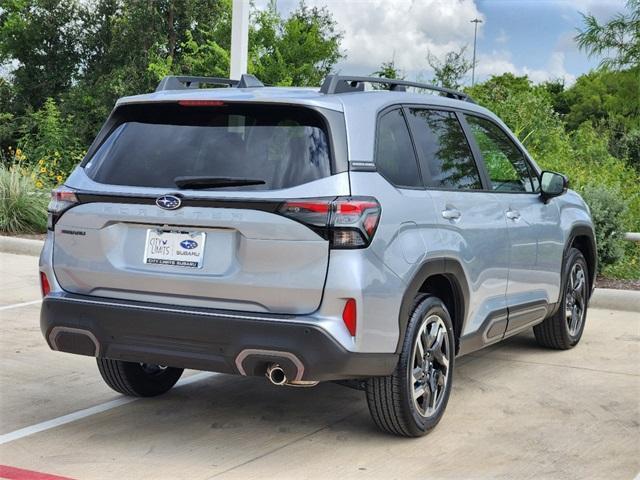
[39,74,597,437]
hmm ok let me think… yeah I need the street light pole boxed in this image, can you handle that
[470,18,483,86]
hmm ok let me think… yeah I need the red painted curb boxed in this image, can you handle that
[0,465,76,480]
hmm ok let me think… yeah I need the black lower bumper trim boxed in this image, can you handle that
[40,293,398,382]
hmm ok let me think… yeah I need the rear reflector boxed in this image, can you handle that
[40,272,51,297]
[342,298,357,336]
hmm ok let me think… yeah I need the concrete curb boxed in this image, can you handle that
[0,236,44,257]
[1,234,638,312]
[590,288,640,313]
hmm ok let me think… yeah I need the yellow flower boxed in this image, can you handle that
[40,167,47,173]
[35,181,43,188]
[15,148,22,156]
[56,175,63,182]
[38,159,44,166]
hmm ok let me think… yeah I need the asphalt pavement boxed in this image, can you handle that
[0,252,638,480]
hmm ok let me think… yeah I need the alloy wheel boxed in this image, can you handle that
[411,314,451,418]
[566,263,587,336]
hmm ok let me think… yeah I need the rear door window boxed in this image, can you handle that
[84,103,332,190]
[406,108,483,190]
[375,108,422,188]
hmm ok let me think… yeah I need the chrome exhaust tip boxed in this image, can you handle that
[266,363,287,386]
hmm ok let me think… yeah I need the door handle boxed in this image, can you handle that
[506,209,521,220]
[442,208,461,220]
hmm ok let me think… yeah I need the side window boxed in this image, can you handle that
[406,108,482,190]
[375,108,422,188]
[464,115,536,193]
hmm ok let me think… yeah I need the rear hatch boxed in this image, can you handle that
[52,101,349,314]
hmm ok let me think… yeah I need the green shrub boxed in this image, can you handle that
[602,242,640,280]
[17,98,85,186]
[581,184,627,267]
[0,163,48,234]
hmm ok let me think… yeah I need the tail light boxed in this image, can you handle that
[278,196,381,248]
[40,272,51,297]
[47,188,79,230]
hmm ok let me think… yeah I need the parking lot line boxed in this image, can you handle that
[0,300,41,312]
[0,464,76,480]
[0,371,214,446]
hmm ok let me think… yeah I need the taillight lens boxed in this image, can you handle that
[40,272,51,297]
[278,196,381,249]
[47,188,79,230]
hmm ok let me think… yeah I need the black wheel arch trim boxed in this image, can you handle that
[548,224,597,318]
[396,257,470,355]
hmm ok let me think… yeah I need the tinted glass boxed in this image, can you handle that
[85,104,332,190]
[407,109,482,190]
[375,108,422,188]
[465,115,535,193]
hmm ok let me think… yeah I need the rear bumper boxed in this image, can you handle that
[40,293,398,382]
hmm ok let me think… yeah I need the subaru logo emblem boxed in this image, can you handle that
[180,239,198,249]
[156,195,182,210]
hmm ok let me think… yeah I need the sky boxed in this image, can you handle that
[255,0,630,86]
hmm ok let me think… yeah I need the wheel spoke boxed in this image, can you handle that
[574,289,584,309]
[569,308,580,333]
[433,348,449,371]
[426,322,438,348]
[412,366,423,382]
[573,268,585,292]
[428,376,438,410]
[415,336,425,364]
[431,327,444,353]
[414,383,426,400]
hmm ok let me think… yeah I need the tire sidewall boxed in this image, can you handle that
[123,362,183,396]
[399,296,455,435]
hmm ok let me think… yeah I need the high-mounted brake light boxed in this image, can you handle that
[178,100,226,107]
[47,188,79,230]
[278,196,381,249]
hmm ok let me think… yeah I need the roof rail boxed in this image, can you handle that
[155,74,264,92]
[319,75,474,103]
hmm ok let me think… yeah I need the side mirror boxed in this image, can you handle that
[540,170,567,201]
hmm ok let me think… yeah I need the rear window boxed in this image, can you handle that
[84,103,333,190]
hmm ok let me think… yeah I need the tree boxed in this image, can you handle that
[249,1,344,86]
[561,67,640,169]
[372,60,404,80]
[427,47,472,89]
[576,0,640,69]
[0,0,82,110]
[369,60,404,90]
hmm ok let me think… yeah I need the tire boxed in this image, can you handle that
[366,295,455,437]
[534,247,589,350]
[97,359,183,397]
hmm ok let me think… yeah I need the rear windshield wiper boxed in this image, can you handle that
[174,176,266,189]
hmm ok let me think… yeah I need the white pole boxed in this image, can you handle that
[230,0,250,80]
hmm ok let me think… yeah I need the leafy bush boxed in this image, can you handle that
[581,185,627,267]
[17,98,85,187]
[0,163,48,234]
